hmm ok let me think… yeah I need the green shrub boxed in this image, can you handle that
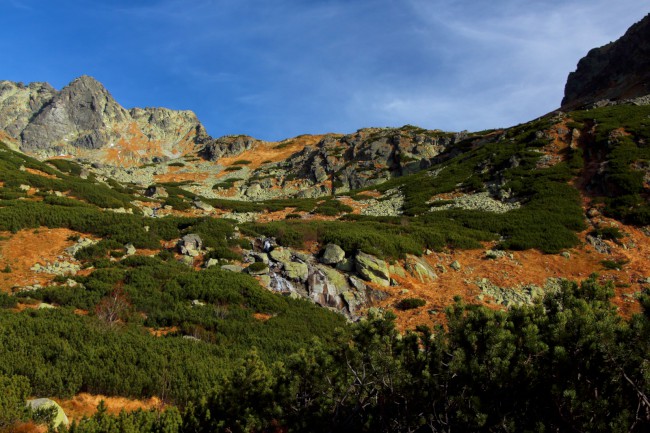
[591,227,624,241]
[247,262,268,273]
[396,297,426,310]
[601,259,628,270]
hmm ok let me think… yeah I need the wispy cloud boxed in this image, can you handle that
[2,0,645,139]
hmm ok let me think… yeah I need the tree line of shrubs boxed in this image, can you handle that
[2,277,648,432]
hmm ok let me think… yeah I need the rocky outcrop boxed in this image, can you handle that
[320,243,346,265]
[562,14,650,109]
[0,80,56,139]
[200,134,260,161]
[278,127,454,193]
[247,244,387,318]
[355,252,391,287]
[178,234,203,257]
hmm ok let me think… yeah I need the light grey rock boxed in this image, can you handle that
[194,200,214,211]
[405,255,437,282]
[124,243,136,256]
[284,262,309,282]
[179,256,195,266]
[177,233,203,257]
[485,250,507,260]
[26,398,69,427]
[355,252,391,286]
[251,252,269,264]
[321,243,345,265]
[220,264,244,273]
[430,192,520,214]
[450,260,461,271]
[204,258,220,268]
[269,247,292,265]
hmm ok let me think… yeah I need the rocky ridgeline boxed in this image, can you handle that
[562,13,650,109]
[212,127,467,201]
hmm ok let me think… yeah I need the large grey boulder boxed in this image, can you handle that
[177,234,203,257]
[145,185,168,198]
[405,255,437,282]
[284,262,309,282]
[320,243,345,265]
[355,252,391,286]
[26,398,69,427]
[269,247,292,265]
[307,265,348,310]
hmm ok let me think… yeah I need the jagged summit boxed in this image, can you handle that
[562,13,650,109]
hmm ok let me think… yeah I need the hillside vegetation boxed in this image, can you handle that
[0,104,649,432]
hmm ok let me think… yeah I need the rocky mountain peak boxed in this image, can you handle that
[20,75,129,152]
[562,13,650,109]
[0,76,207,164]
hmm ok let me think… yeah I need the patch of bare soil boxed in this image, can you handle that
[147,326,179,337]
[0,228,87,293]
[217,134,335,172]
[54,393,165,421]
[24,167,57,179]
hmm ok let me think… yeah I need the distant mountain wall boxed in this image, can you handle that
[562,13,650,109]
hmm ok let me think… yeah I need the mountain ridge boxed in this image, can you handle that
[562,12,650,109]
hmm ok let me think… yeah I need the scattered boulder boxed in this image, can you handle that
[484,249,506,260]
[124,243,136,256]
[144,185,168,198]
[450,260,461,271]
[404,255,437,282]
[355,252,391,286]
[177,234,203,257]
[251,252,269,264]
[320,243,346,265]
[586,235,611,254]
[220,264,244,273]
[179,256,194,267]
[389,264,407,279]
[204,258,219,268]
[306,265,347,310]
[284,261,309,282]
[26,398,69,428]
[269,247,292,265]
[193,200,214,211]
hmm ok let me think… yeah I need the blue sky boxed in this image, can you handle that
[1,1,646,140]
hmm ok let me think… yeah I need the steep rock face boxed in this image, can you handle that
[562,13,650,109]
[200,134,260,161]
[21,76,130,151]
[0,76,206,164]
[0,80,56,140]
